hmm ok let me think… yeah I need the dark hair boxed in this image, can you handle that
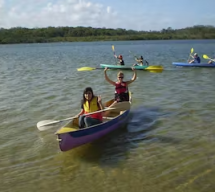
[81,87,95,104]
[140,56,143,59]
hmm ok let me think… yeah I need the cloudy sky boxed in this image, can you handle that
[0,0,215,31]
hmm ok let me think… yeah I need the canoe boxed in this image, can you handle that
[172,62,215,67]
[100,63,163,70]
[55,99,131,152]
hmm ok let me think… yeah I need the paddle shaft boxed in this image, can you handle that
[207,58,215,62]
[39,107,116,127]
[37,101,131,128]
[129,50,138,59]
[188,48,194,61]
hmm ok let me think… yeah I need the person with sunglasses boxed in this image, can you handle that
[76,87,104,128]
[104,67,137,104]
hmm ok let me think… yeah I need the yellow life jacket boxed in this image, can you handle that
[83,97,102,121]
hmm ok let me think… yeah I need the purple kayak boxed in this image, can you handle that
[55,100,131,152]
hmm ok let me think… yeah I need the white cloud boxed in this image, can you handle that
[0,0,4,7]
[1,0,214,30]
[0,0,118,29]
[107,6,111,14]
[0,0,5,26]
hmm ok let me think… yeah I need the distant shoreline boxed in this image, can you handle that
[0,25,215,44]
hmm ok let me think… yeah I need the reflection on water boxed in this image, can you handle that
[57,106,178,167]
[128,106,161,132]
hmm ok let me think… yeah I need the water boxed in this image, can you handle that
[0,40,215,192]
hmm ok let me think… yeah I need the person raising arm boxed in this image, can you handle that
[133,56,149,66]
[114,54,125,65]
[104,67,137,104]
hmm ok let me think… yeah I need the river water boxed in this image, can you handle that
[0,40,215,192]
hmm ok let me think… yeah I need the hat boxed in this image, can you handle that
[194,53,198,56]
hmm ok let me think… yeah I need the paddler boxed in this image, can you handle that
[76,87,104,128]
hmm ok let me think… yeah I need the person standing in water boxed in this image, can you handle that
[104,67,137,105]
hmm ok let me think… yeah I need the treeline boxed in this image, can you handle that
[0,25,215,44]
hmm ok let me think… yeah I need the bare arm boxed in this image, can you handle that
[126,68,137,85]
[76,109,84,117]
[104,67,116,86]
[97,96,104,110]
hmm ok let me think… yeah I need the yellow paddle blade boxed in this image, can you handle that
[146,69,163,73]
[146,65,163,69]
[203,54,210,60]
[77,67,96,71]
[112,45,115,52]
[145,66,163,73]
[191,48,194,54]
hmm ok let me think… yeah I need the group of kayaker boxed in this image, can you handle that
[188,53,215,64]
[114,53,149,66]
[75,49,215,129]
[76,67,137,129]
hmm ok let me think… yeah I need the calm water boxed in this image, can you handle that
[0,40,215,192]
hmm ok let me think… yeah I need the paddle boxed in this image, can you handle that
[112,45,117,64]
[37,102,130,131]
[77,66,163,72]
[77,67,101,71]
[129,50,138,59]
[187,48,194,62]
[112,45,115,55]
[203,54,215,62]
[145,66,163,73]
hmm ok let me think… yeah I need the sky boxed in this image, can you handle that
[0,0,215,31]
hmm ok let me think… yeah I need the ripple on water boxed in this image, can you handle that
[1,41,215,192]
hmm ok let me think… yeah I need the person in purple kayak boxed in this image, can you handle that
[189,53,201,63]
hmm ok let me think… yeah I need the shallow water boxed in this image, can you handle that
[0,40,215,192]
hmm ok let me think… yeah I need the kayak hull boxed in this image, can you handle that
[172,62,215,67]
[100,64,149,70]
